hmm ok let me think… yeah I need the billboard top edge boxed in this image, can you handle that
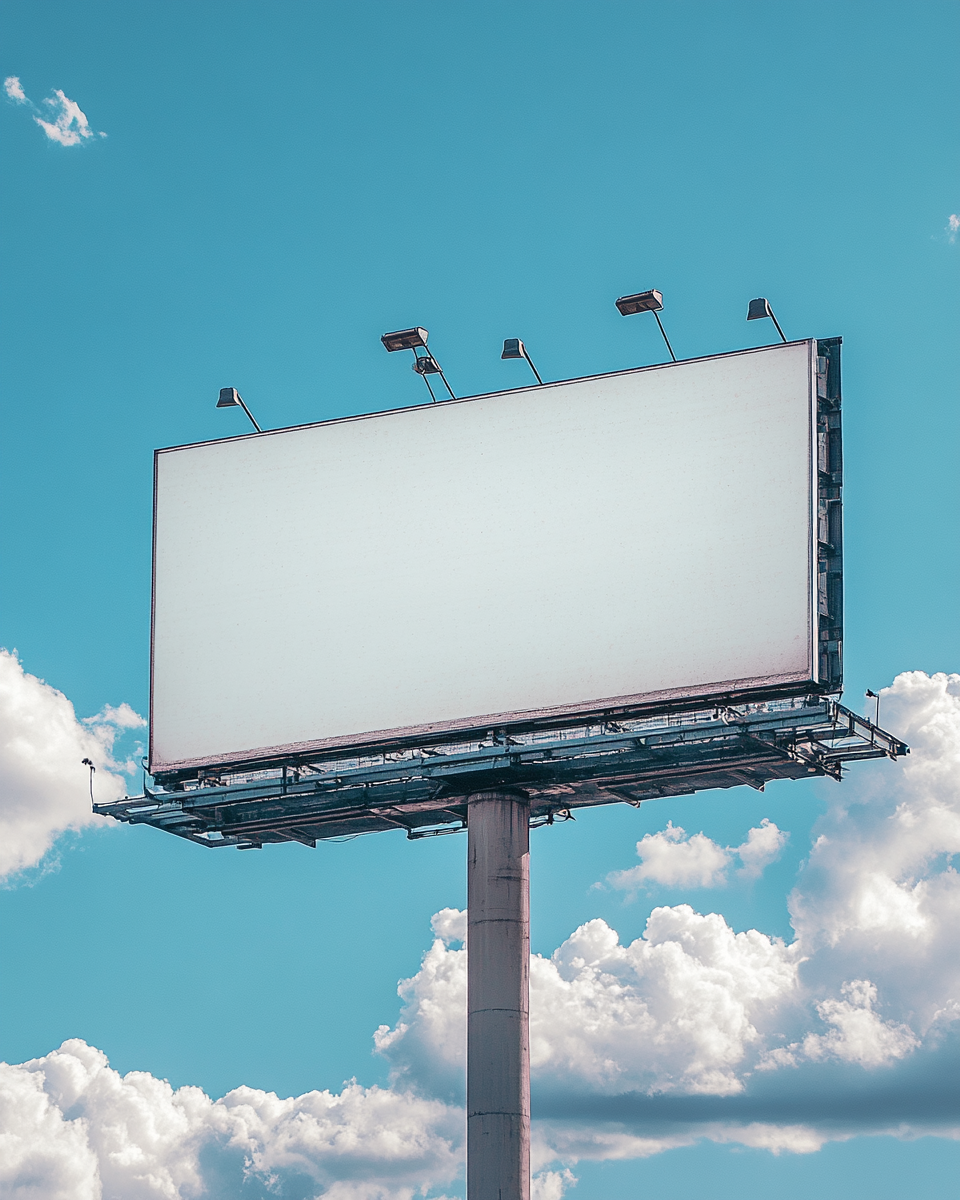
[155,336,826,458]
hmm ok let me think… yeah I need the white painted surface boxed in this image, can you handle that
[151,341,815,771]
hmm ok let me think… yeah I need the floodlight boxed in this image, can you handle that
[501,338,544,385]
[615,288,676,362]
[382,326,455,402]
[615,289,663,316]
[381,327,429,353]
[746,297,787,343]
[216,387,262,433]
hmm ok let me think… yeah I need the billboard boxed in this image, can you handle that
[150,339,833,777]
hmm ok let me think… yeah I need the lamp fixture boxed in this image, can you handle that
[615,289,677,362]
[501,338,544,385]
[381,327,455,401]
[746,297,787,343]
[216,387,262,432]
[380,327,429,353]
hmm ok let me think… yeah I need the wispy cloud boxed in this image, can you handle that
[4,76,27,103]
[948,214,959,245]
[3,75,105,145]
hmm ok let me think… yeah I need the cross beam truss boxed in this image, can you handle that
[96,698,907,850]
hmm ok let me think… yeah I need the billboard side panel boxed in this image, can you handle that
[150,342,817,774]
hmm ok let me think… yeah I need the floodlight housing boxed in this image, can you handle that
[381,327,429,353]
[501,337,544,385]
[747,298,772,321]
[616,289,663,316]
[746,297,787,343]
[216,387,262,432]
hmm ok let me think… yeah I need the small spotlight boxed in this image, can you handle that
[615,289,663,316]
[615,288,676,362]
[216,387,262,432]
[746,297,787,343]
[381,327,429,353]
[381,327,455,401]
[501,338,544,385]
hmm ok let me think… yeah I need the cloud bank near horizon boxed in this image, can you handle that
[3,76,105,145]
[2,670,959,1195]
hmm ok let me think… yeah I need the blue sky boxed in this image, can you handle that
[1,2,958,1198]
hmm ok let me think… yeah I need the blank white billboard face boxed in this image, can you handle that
[150,341,818,773]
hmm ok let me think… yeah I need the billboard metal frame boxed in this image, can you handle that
[97,695,906,849]
[147,338,845,783]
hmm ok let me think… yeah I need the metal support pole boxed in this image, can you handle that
[467,789,530,1200]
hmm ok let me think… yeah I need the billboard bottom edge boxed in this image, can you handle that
[149,672,821,780]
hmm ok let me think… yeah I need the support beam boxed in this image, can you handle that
[467,789,530,1200]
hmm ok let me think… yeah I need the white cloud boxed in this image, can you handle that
[4,76,27,103]
[0,649,142,880]
[606,818,787,892]
[737,817,788,878]
[35,89,102,146]
[788,672,960,1026]
[948,214,959,244]
[802,979,919,1067]
[0,1039,464,1200]
[379,904,800,1099]
[3,77,105,144]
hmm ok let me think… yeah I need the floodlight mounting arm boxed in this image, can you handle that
[521,347,544,385]
[652,312,677,362]
[217,388,262,432]
[411,349,456,401]
[235,395,262,432]
[615,289,677,363]
[769,311,788,343]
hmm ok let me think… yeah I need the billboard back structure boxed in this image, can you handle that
[149,338,843,780]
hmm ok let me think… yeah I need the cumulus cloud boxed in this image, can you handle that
[3,76,105,144]
[0,1039,464,1200]
[789,672,960,1026]
[379,905,800,1100]
[606,818,787,892]
[0,649,143,880]
[948,214,959,244]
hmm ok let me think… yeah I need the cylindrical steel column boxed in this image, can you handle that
[467,789,530,1200]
